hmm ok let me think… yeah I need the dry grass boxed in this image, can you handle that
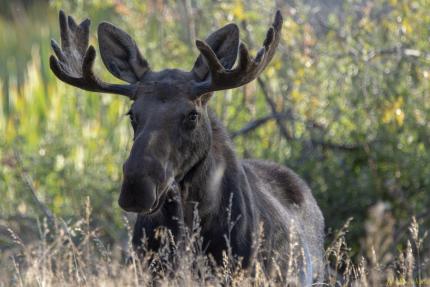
[1,201,428,287]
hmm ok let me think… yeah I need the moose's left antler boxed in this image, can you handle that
[192,10,283,96]
[50,10,136,97]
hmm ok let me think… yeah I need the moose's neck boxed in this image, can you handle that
[180,109,255,230]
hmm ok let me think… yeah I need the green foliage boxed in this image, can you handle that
[1,0,429,257]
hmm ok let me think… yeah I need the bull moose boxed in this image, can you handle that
[50,9,324,285]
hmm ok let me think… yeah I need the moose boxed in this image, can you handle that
[50,9,324,284]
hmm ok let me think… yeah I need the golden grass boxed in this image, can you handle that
[1,201,428,287]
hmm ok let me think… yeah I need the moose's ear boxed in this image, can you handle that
[191,23,239,80]
[97,22,150,83]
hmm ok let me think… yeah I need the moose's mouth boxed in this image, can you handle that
[142,190,167,215]
[141,180,175,215]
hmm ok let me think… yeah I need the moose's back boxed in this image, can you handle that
[242,159,325,282]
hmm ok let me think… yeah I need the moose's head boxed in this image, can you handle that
[50,10,283,214]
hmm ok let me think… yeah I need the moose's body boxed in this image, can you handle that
[243,159,325,281]
[50,9,325,285]
[132,110,324,284]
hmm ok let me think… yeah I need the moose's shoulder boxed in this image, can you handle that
[240,159,311,206]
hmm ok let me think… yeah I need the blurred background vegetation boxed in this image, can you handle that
[1,0,429,262]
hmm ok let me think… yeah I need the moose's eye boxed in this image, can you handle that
[184,110,199,129]
[188,111,199,122]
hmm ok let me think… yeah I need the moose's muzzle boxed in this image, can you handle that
[119,176,157,213]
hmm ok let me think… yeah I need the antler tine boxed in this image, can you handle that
[195,40,226,75]
[193,10,283,96]
[50,10,136,98]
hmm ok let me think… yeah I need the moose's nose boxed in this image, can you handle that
[119,177,157,213]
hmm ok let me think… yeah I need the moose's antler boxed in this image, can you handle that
[50,11,136,98]
[192,10,283,96]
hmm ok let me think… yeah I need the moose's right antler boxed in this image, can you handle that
[192,10,283,97]
[50,10,136,98]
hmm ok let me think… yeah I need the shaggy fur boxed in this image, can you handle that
[50,10,325,285]
[132,111,325,284]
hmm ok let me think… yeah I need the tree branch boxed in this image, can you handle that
[257,78,293,140]
[14,151,69,233]
[230,113,365,152]
[230,112,289,139]
[14,151,55,226]
[236,18,365,152]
